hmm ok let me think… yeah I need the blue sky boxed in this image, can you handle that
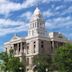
[0,0,72,52]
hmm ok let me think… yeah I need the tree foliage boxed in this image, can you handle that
[33,54,52,72]
[0,49,25,72]
[53,44,72,72]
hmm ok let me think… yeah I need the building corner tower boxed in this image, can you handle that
[28,7,48,38]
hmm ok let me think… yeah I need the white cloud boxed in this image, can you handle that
[0,2,22,14]
[0,18,28,36]
[60,6,72,16]
[0,0,72,38]
[0,10,72,37]
[0,19,24,26]
[20,11,32,20]
[0,0,39,14]
[42,0,52,3]
[22,0,40,8]
[45,16,72,29]
[43,10,54,17]
[66,6,72,13]
[0,0,50,15]
[42,0,62,3]
[0,9,33,36]
[0,0,6,3]
[55,5,65,10]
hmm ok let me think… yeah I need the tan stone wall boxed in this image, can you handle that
[4,36,68,72]
[38,39,51,55]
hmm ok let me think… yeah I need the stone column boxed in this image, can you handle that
[17,43,19,55]
[13,44,15,55]
[52,41,54,52]
[20,42,23,54]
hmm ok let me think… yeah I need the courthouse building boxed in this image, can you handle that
[4,7,71,72]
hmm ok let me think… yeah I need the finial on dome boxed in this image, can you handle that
[33,7,41,16]
[32,2,41,16]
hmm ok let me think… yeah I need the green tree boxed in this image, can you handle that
[0,49,25,72]
[53,44,72,72]
[33,54,52,72]
[0,52,9,72]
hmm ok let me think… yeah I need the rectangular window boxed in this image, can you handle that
[41,45,44,48]
[33,41,36,53]
[26,58,29,66]
[34,41,36,43]
[41,41,44,48]
[41,41,44,44]
[40,41,44,53]
[34,45,36,53]
[18,43,21,53]
[27,46,29,54]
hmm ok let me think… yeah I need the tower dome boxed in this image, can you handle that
[31,7,43,22]
[28,7,48,38]
[33,7,41,16]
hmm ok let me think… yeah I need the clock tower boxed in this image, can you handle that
[28,7,48,37]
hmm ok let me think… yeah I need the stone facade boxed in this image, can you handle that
[4,7,71,72]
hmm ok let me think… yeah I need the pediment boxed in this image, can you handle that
[10,34,21,41]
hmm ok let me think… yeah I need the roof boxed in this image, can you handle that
[33,7,41,16]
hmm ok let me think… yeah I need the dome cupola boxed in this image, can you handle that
[33,7,41,16]
[30,7,44,22]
